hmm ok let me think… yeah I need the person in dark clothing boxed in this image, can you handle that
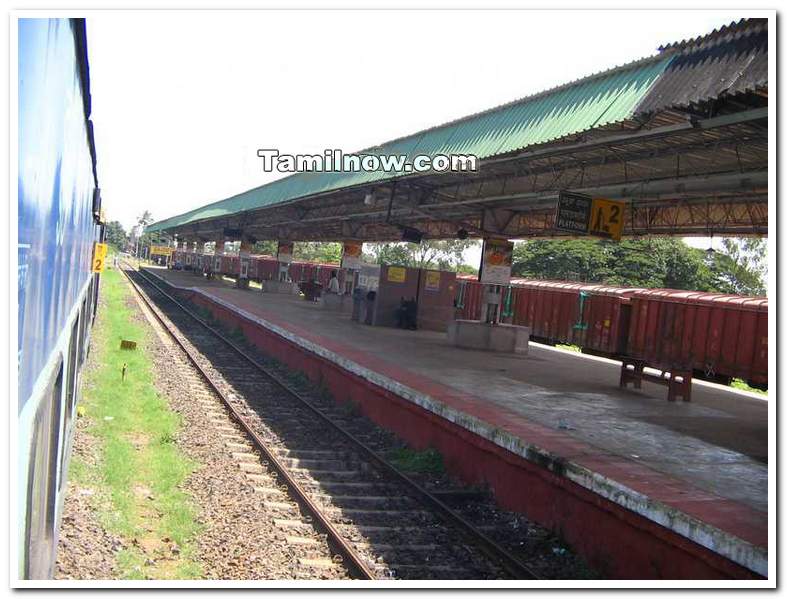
[396,297,418,330]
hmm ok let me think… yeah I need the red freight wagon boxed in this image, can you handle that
[246,255,259,279]
[299,262,344,288]
[455,279,639,355]
[253,256,278,281]
[220,255,240,276]
[288,261,304,282]
[509,281,639,356]
[627,289,768,388]
[510,281,590,342]
[455,279,484,320]
[299,262,317,283]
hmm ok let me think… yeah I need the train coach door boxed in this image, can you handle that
[24,360,64,579]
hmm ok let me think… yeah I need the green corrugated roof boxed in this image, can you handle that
[148,54,673,233]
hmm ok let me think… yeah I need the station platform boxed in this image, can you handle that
[141,266,768,579]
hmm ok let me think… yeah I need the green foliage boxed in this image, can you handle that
[252,240,278,256]
[730,378,768,396]
[387,447,445,475]
[294,241,342,264]
[76,269,203,579]
[364,239,479,272]
[105,221,128,250]
[512,237,766,294]
[455,262,479,276]
[512,239,609,283]
[556,344,582,353]
[708,238,767,296]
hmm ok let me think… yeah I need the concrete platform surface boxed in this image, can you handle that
[145,267,769,576]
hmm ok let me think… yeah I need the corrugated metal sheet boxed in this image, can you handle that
[635,18,767,114]
[148,54,672,233]
[149,18,768,235]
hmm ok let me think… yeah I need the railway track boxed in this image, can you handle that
[121,264,540,580]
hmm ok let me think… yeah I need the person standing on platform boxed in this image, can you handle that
[327,270,341,294]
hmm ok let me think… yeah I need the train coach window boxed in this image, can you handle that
[59,317,81,490]
[87,276,95,323]
[92,274,100,323]
[24,359,64,579]
[78,297,88,366]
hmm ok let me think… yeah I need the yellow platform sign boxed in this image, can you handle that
[92,242,108,272]
[387,266,406,283]
[425,270,441,291]
[588,198,625,241]
[150,245,175,256]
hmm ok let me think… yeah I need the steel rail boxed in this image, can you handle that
[120,264,377,580]
[129,265,540,580]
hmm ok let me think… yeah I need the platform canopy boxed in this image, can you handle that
[148,18,768,243]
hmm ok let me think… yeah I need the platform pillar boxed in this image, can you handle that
[237,238,253,289]
[276,241,294,283]
[484,285,502,324]
[172,239,182,269]
[478,238,514,325]
[194,241,207,275]
[208,235,226,280]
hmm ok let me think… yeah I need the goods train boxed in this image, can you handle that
[18,18,103,579]
[454,276,768,397]
[176,250,352,291]
[172,250,768,398]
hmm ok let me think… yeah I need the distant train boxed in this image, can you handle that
[175,250,352,291]
[172,250,767,399]
[18,18,103,578]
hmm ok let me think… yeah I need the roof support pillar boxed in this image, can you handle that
[237,237,254,288]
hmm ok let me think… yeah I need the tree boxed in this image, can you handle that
[364,240,479,271]
[294,242,342,264]
[137,210,154,228]
[135,211,155,257]
[510,237,765,294]
[104,221,128,249]
[512,239,609,282]
[604,239,715,290]
[707,238,767,296]
[252,240,278,256]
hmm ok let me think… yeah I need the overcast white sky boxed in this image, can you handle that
[87,9,747,244]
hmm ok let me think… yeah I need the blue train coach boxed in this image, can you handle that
[18,18,103,579]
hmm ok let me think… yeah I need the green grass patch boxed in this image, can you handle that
[730,378,768,396]
[556,343,582,353]
[74,269,203,579]
[387,447,445,475]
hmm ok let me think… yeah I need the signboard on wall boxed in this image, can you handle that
[341,242,363,269]
[555,191,593,234]
[387,266,406,283]
[425,270,441,292]
[555,191,625,241]
[358,274,379,290]
[479,238,514,285]
[149,245,174,257]
[277,241,294,263]
[588,198,625,241]
[92,243,108,272]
